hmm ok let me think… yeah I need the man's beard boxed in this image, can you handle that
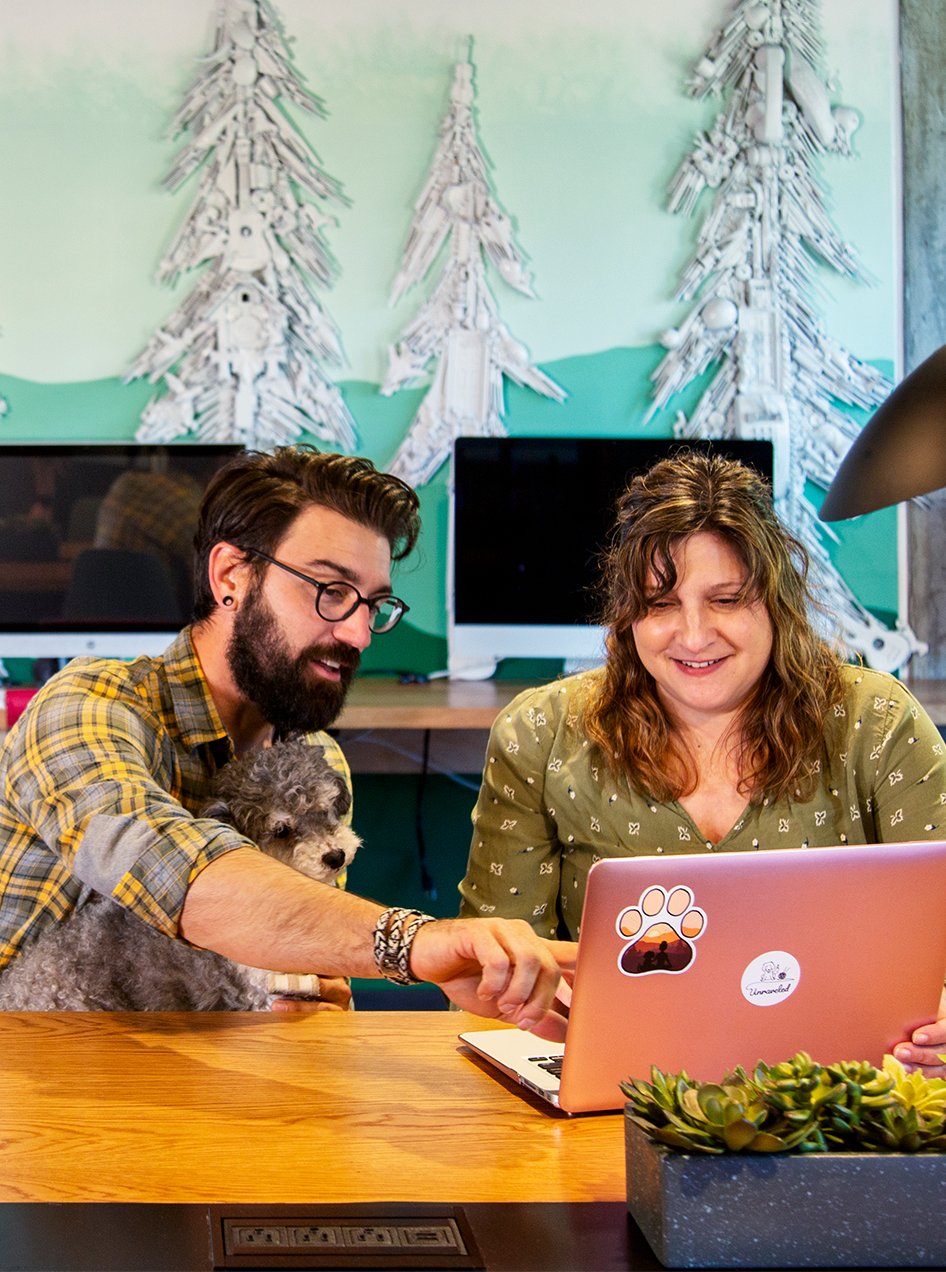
[226,586,359,735]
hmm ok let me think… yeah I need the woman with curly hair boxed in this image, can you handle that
[459,451,946,1068]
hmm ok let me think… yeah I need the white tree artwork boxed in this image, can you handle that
[649,0,921,672]
[126,0,356,451]
[382,54,565,488]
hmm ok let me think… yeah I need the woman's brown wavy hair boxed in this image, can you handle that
[583,451,845,803]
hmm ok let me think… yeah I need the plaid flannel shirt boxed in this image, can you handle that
[0,628,351,971]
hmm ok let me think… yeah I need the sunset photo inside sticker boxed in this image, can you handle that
[616,885,706,976]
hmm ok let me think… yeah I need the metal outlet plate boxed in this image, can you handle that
[210,1206,484,1269]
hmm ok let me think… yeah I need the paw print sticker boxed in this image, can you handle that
[616,885,706,976]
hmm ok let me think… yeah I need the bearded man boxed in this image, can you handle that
[0,448,567,1026]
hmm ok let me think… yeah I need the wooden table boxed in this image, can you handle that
[0,1011,624,1206]
[0,1011,644,1271]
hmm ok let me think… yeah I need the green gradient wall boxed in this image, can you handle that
[0,0,900,652]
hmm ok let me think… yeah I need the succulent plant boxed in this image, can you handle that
[622,1060,816,1154]
[849,1056,946,1153]
[623,1051,946,1155]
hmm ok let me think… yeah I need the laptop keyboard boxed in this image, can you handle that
[528,1054,564,1078]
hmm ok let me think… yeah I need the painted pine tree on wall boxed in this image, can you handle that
[650,0,921,671]
[382,52,564,488]
[127,0,355,451]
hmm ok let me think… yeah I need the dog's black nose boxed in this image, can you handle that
[322,848,346,870]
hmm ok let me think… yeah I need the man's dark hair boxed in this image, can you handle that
[192,447,421,622]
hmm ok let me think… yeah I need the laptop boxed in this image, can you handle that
[460,841,946,1114]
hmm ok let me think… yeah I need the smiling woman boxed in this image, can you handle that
[458,453,946,972]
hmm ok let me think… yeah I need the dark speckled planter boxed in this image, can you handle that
[625,1112,946,1268]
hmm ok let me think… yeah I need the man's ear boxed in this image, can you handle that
[207,542,254,612]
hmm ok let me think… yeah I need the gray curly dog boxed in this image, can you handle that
[0,741,360,1011]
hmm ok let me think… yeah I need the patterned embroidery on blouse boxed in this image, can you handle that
[499,819,517,831]
[590,817,600,832]
[935,745,945,757]
[629,822,640,835]
[891,809,904,827]
[592,854,602,864]
[889,770,903,786]
[834,705,847,717]
[533,904,548,916]
[548,758,562,772]
[839,754,847,765]
[850,806,861,821]
[940,794,946,805]
[489,862,503,875]
[568,788,576,800]
[779,819,790,833]
[815,811,826,826]
[866,797,874,812]
[591,766,599,781]
[678,826,691,841]
[479,904,496,913]
[503,785,515,799]
[811,759,822,773]
[539,862,554,875]
[506,741,520,754]
[874,698,889,712]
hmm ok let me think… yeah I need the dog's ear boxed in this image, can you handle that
[328,769,352,819]
[199,796,235,827]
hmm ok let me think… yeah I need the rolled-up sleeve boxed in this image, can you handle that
[0,668,251,960]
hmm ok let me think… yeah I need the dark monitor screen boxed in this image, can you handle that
[0,445,242,651]
[453,437,775,628]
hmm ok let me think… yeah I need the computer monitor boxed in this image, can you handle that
[0,444,242,660]
[449,436,774,679]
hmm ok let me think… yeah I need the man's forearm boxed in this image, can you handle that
[179,847,386,978]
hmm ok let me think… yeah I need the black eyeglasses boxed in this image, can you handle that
[243,548,408,634]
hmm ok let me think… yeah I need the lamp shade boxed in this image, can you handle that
[819,344,946,520]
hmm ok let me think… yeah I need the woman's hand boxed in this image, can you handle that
[892,989,946,1077]
[270,976,352,1013]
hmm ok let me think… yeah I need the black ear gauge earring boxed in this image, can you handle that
[222,595,235,608]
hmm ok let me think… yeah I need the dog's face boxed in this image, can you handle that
[201,741,361,885]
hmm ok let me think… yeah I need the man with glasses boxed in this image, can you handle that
[0,448,567,1027]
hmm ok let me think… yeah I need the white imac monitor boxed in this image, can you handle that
[0,444,242,661]
[448,436,774,680]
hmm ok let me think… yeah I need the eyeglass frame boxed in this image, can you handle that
[236,546,409,633]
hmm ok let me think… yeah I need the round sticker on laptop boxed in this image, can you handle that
[741,952,800,1006]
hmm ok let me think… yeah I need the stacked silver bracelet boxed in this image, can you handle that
[373,908,437,985]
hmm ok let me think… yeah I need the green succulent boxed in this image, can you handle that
[623,1051,946,1155]
[849,1056,946,1152]
[622,1062,815,1154]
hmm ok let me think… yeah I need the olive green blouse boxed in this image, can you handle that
[458,665,946,940]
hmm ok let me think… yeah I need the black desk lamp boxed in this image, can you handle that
[820,345,946,520]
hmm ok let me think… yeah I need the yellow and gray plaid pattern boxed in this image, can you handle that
[0,628,352,971]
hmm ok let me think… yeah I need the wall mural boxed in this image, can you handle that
[126,0,355,451]
[650,0,916,671]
